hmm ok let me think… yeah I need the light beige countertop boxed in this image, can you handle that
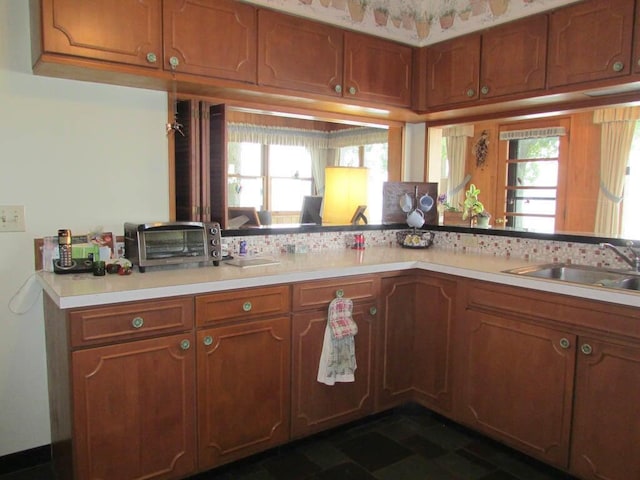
[37,247,640,309]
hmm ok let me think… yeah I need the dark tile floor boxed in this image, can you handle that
[0,404,577,480]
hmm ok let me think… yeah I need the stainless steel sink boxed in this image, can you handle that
[503,263,640,291]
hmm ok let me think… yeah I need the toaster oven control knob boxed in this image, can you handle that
[209,226,218,235]
[211,249,220,258]
[210,239,218,246]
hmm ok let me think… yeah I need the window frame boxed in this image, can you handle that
[495,118,571,232]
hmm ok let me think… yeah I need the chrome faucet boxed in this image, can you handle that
[599,241,640,272]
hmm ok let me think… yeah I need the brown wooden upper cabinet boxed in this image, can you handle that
[258,10,412,107]
[419,15,547,109]
[163,0,257,83]
[547,0,635,88]
[36,0,164,69]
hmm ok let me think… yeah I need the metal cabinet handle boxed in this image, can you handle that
[180,339,190,350]
[369,306,377,315]
[559,338,571,349]
[334,84,343,94]
[146,52,157,63]
[169,56,180,70]
[480,85,489,95]
[203,335,213,346]
[243,301,252,312]
[131,317,144,329]
[348,86,357,95]
[466,88,475,97]
[580,343,593,355]
[612,61,624,72]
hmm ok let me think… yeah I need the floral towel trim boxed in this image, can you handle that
[328,297,358,339]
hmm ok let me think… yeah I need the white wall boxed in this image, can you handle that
[403,122,426,181]
[0,1,169,456]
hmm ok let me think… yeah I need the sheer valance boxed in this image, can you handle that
[227,123,388,149]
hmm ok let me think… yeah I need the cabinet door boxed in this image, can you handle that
[40,0,162,69]
[570,337,640,480]
[461,312,575,468]
[480,15,547,99]
[258,9,343,97]
[377,274,455,413]
[163,0,256,83]
[72,333,196,480]
[425,34,480,108]
[291,301,376,438]
[547,0,634,88]
[197,317,290,470]
[343,32,413,107]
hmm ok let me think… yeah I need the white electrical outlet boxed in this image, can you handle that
[0,205,26,232]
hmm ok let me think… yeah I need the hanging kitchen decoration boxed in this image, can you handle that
[473,130,489,169]
[166,56,185,137]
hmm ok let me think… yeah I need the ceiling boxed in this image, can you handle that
[242,0,580,47]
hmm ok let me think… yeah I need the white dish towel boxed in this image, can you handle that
[317,296,358,386]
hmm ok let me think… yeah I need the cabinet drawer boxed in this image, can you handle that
[69,297,194,348]
[196,285,290,326]
[292,275,378,311]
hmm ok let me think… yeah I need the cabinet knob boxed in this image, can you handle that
[203,335,214,346]
[336,289,344,298]
[180,339,191,350]
[466,88,475,97]
[243,301,252,312]
[146,52,157,63]
[169,56,180,70]
[580,343,593,355]
[559,338,571,349]
[334,84,343,94]
[131,316,144,329]
[348,86,357,95]
[480,85,489,95]
[612,61,624,72]
[369,306,377,316]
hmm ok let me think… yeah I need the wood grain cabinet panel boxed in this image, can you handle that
[72,333,197,480]
[460,310,575,468]
[38,0,163,69]
[377,273,456,414]
[195,285,290,326]
[570,337,640,480]
[163,0,256,83]
[196,317,290,470]
[257,9,343,96]
[424,34,481,108]
[480,15,547,99]
[290,301,376,438]
[547,0,634,88]
[69,296,193,347]
[343,32,413,107]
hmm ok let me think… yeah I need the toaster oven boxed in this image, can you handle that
[124,221,221,272]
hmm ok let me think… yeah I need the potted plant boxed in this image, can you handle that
[462,183,491,227]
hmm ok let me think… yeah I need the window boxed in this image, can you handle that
[227,143,312,212]
[497,121,569,233]
[338,143,388,224]
[622,122,640,238]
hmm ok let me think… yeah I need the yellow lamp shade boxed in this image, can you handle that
[323,167,368,225]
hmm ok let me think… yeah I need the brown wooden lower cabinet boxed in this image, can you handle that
[377,272,456,414]
[290,301,376,438]
[71,333,197,480]
[570,337,640,480]
[459,310,575,467]
[196,316,290,470]
[458,279,640,479]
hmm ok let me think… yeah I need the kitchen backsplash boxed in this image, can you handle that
[224,229,633,271]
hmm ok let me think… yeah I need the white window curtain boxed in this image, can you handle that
[443,125,474,208]
[593,107,640,235]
